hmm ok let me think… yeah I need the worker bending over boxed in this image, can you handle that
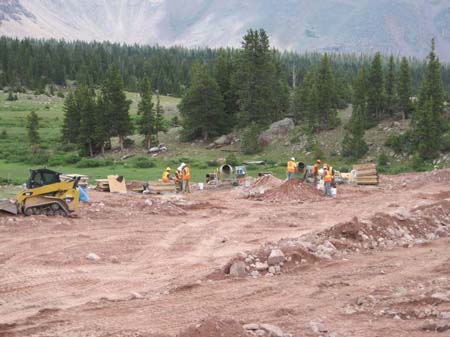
[287,157,296,180]
[162,167,172,183]
[181,163,191,193]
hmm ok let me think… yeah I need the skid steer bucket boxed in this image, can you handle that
[0,199,18,215]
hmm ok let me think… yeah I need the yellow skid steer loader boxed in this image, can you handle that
[0,169,80,217]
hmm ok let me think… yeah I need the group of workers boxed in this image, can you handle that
[161,163,190,193]
[287,157,335,197]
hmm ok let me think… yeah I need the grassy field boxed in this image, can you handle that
[0,90,440,193]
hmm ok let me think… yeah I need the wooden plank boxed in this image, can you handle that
[356,177,378,181]
[107,175,127,194]
[353,163,376,171]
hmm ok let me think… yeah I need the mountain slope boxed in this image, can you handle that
[1,0,450,59]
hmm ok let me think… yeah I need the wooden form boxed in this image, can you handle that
[107,175,127,193]
[95,179,110,192]
[147,181,176,194]
[353,163,378,185]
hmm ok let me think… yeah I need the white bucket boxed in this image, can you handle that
[331,187,337,197]
[198,183,204,190]
[317,180,324,191]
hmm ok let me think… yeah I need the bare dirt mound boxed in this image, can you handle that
[261,178,322,202]
[176,318,248,337]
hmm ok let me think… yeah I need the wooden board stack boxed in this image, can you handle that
[61,174,89,188]
[147,181,176,194]
[353,163,378,185]
[95,179,110,192]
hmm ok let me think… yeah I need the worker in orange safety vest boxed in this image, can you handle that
[287,157,296,180]
[312,159,321,187]
[323,163,334,197]
[162,167,171,183]
[181,163,190,193]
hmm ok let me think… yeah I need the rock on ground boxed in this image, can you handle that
[229,261,247,277]
[267,249,285,265]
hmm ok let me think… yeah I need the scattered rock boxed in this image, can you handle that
[110,255,119,264]
[422,321,450,332]
[268,266,276,274]
[255,330,266,336]
[251,271,260,278]
[144,199,153,206]
[310,321,327,334]
[435,227,449,238]
[255,262,269,271]
[86,253,100,261]
[243,324,260,331]
[267,249,285,266]
[260,323,284,337]
[130,291,143,299]
[229,261,247,278]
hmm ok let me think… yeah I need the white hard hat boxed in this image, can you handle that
[290,157,295,161]
[181,162,186,167]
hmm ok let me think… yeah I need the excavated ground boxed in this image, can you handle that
[1,170,450,337]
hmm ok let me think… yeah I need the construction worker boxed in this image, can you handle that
[162,167,171,183]
[287,157,296,180]
[174,168,182,192]
[181,163,191,193]
[323,163,333,197]
[312,159,321,187]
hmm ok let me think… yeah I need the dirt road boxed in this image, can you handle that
[1,170,450,336]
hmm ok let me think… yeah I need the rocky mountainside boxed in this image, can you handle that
[1,0,450,59]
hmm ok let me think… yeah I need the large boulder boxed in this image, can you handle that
[259,118,295,145]
[207,133,236,149]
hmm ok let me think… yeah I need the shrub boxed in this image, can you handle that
[241,124,262,155]
[28,152,49,165]
[76,158,113,168]
[57,92,65,98]
[48,153,80,166]
[225,153,240,166]
[0,130,7,139]
[57,143,79,152]
[207,159,219,167]
[130,156,155,168]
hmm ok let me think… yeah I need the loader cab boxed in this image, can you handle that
[26,169,61,189]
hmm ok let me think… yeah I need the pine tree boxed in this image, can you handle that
[26,111,40,154]
[94,94,110,156]
[397,57,412,120]
[413,39,445,160]
[154,92,167,144]
[102,64,132,151]
[235,29,281,127]
[215,50,238,131]
[61,91,80,143]
[179,63,225,141]
[316,54,338,130]
[76,86,97,157]
[367,52,385,126]
[342,68,368,159]
[385,55,397,117]
[138,77,155,149]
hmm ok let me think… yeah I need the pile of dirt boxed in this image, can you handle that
[245,175,284,197]
[260,179,322,202]
[176,318,248,337]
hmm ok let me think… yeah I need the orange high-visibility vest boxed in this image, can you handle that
[287,160,296,173]
[162,171,170,183]
[312,163,319,175]
[182,166,190,180]
[324,168,332,182]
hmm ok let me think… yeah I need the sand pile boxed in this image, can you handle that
[258,178,322,202]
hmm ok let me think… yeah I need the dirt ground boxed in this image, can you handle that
[2,170,450,337]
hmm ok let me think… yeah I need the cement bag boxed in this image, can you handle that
[78,187,89,202]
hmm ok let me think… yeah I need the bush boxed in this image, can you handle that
[76,158,113,168]
[440,132,450,152]
[48,153,80,166]
[57,143,79,152]
[207,159,219,167]
[385,131,414,154]
[376,153,390,173]
[0,130,7,139]
[6,91,18,101]
[171,116,180,127]
[241,124,262,155]
[130,156,155,168]
[225,153,240,166]
[57,92,65,98]
[412,153,428,172]
[28,152,49,165]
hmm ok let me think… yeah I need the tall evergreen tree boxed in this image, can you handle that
[385,55,397,116]
[26,111,40,154]
[154,92,167,144]
[413,39,445,160]
[138,77,156,149]
[179,63,225,140]
[342,68,368,159]
[397,57,412,120]
[215,50,238,131]
[235,29,282,127]
[102,64,132,150]
[61,91,80,143]
[76,86,97,157]
[94,94,111,155]
[367,52,385,126]
[316,54,338,130]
